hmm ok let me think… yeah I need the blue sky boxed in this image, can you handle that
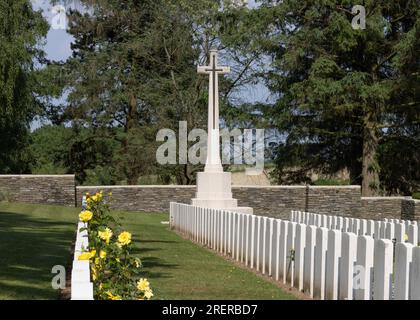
[30,0,272,130]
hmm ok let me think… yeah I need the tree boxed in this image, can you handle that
[224,0,419,195]
[0,0,49,173]
[57,0,251,185]
[30,125,118,184]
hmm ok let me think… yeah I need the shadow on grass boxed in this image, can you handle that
[131,242,180,280]
[138,240,178,244]
[0,211,75,300]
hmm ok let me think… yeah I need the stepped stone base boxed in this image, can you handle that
[192,171,253,215]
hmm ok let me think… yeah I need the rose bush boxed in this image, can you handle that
[78,191,153,300]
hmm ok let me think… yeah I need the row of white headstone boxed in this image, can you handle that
[170,202,420,300]
[71,199,94,300]
[290,211,419,245]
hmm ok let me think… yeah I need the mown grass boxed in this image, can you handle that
[116,211,296,300]
[0,202,296,300]
[0,202,78,300]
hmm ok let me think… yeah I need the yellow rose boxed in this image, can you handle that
[98,228,113,244]
[91,266,97,281]
[100,250,107,259]
[137,278,150,291]
[144,289,154,300]
[134,258,141,268]
[118,231,132,246]
[79,210,93,222]
[404,234,409,242]
[105,291,122,300]
[78,252,92,261]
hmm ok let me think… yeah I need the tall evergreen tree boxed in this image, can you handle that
[0,0,49,173]
[60,0,250,185]
[224,0,419,195]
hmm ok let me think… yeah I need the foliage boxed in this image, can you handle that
[44,0,255,185]
[55,0,206,185]
[0,191,12,202]
[313,179,350,186]
[221,0,419,196]
[29,125,71,175]
[29,125,118,184]
[0,0,49,173]
[78,191,153,300]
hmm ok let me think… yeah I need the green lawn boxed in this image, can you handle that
[0,202,295,300]
[0,202,78,300]
[116,211,295,300]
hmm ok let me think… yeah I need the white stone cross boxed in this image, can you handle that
[197,49,230,172]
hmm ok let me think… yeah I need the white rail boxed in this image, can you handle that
[170,202,420,300]
[70,197,94,300]
[290,211,419,245]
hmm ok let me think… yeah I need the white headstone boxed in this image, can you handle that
[410,247,420,300]
[314,227,329,300]
[408,224,418,246]
[339,232,358,300]
[294,224,307,291]
[354,236,375,300]
[394,242,413,300]
[373,239,394,300]
[286,222,297,284]
[325,230,342,300]
[304,225,317,297]
[278,220,289,283]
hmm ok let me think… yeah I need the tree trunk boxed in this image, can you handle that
[125,94,141,185]
[361,111,380,196]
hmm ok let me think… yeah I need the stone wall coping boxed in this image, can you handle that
[0,174,75,178]
[405,199,420,203]
[235,185,359,189]
[77,185,196,189]
[77,185,361,190]
[233,185,307,189]
[361,196,412,200]
[308,185,360,189]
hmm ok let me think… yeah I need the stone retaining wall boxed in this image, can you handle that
[402,199,420,221]
[0,175,75,207]
[76,185,361,220]
[0,174,414,221]
[76,186,196,213]
[360,197,409,220]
